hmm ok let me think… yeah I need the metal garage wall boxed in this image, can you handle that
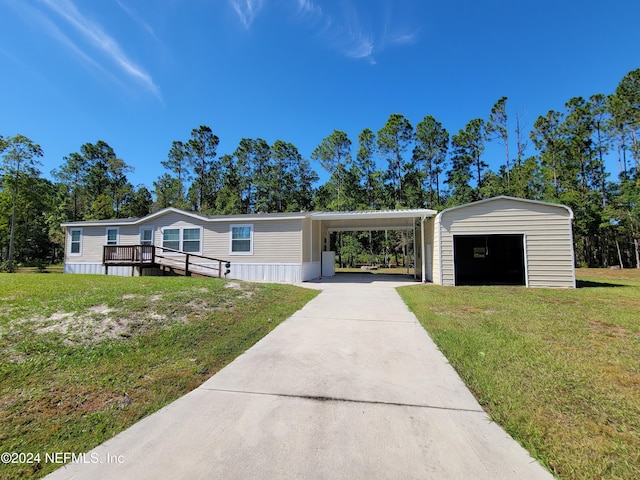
[435,197,575,288]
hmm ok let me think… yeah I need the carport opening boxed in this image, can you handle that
[453,234,525,286]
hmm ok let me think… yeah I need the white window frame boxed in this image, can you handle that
[162,228,181,253]
[230,224,253,256]
[140,226,154,245]
[182,227,202,254]
[161,226,203,255]
[69,228,82,256]
[106,227,119,246]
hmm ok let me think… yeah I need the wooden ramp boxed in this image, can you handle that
[103,245,230,279]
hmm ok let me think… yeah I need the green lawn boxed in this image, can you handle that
[0,274,318,479]
[398,268,640,480]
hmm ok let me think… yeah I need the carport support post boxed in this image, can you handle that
[421,216,426,283]
[412,218,416,280]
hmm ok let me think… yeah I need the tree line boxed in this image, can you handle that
[1,68,638,270]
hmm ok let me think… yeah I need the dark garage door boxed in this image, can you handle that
[454,234,525,286]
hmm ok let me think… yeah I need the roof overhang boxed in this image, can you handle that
[435,196,574,220]
[61,207,308,228]
[310,209,436,232]
[60,207,437,231]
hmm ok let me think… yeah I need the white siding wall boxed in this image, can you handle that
[436,198,575,288]
[432,218,442,285]
[300,218,322,281]
[302,217,311,263]
[64,224,151,264]
[64,227,108,263]
[423,218,435,283]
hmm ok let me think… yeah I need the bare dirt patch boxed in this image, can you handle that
[224,281,256,298]
[8,280,257,347]
[586,318,631,336]
[30,305,177,345]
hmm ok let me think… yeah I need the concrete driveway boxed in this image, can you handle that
[46,274,552,480]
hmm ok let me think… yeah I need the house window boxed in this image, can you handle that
[182,228,201,253]
[106,228,119,245]
[69,229,82,255]
[162,227,202,254]
[140,227,154,245]
[163,229,180,251]
[230,224,253,255]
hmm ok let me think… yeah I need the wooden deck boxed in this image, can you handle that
[103,245,230,278]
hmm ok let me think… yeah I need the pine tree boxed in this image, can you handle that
[377,114,413,207]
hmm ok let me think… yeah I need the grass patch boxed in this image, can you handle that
[398,268,640,480]
[0,274,318,479]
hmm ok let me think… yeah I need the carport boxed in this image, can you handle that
[309,209,437,283]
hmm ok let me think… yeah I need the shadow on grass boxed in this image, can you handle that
[576,280,627,288]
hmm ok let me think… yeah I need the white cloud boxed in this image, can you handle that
[293,0,418,65]
[390,32,418,45]
[40,0,161,98]
[295,0,322,18]
[345,37,376,65]
[229,0,265,29]
[116,0,160,42]
[227,0,417,65]
[6,1,125,89]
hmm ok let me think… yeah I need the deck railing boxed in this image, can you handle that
[103,244,155,264]
[103,245,230,278]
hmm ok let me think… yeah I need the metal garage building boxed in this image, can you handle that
[429,196,575,288]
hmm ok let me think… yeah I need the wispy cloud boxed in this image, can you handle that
[228,0,418,64]
[390,32,418,45]
[295,0,323,18]
[295,0,418,65]
[6,1,125,90]
[116,0,161,42]
[345,37,375,65]
[229,0,265,29]
[39,0,161,98]
[338,2,378,64]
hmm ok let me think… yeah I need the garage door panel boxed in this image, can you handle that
[454,234,525,286]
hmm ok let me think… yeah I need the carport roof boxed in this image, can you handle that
[310,208,437,232]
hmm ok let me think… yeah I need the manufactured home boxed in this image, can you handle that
[61,196,575,288]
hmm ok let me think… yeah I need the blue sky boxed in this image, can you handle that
[1,0,638,189]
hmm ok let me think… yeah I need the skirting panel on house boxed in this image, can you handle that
[228,263,303,283]
[302,261,321,281]
[64,263,104,275]
[65,263,137,276]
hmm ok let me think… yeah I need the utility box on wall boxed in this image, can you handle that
[322,251,336,277]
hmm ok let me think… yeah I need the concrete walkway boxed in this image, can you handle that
[46,275,552,480]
